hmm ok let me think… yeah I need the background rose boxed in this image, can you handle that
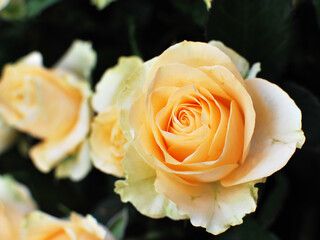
[0,175,37,240]
[90,56,142,177]
[22,211,115,240]
[0,40,96,181]
[114,41,305,234]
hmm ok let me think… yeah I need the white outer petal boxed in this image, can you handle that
[222,78,305,186]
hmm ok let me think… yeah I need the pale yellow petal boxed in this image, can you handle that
[92,56,143,113]
[55,140,92,182]
[29,81,91,173]
[54,40,97,81]
[147,41,243,87]
[155,171,261,235]
[114,142,186,220]
[208,40,249,77]
[222,78,305,186]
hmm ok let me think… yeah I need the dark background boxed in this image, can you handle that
[1,0,320,239]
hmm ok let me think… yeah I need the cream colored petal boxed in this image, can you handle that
[203,0,212,9]
[222,78,305,186]
[0,117,18,154]
[114,142,187,220]
[147,41,243,87]
[55,140,92,182]
[29,82,91,173]
[208,40,249,78]
[118,58,157,142]
[155,171,262,235]
[246,62,261,79]
[54,40,97,80]
[92,56,143,113]
[17,52,43,67]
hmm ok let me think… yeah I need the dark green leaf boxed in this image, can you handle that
[257,174,288,228]
[312,0,320,26]
[206,0,293,80]
[215,217,279,240]
[281,82,320,154]
[26,0,60,17]
[0,0,26,20]
[107,208,129,240]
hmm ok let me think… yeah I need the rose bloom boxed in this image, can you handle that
[90,56,143,177]
[111,41,305,234]
[0,41,95,180]
[21,211,115,240]
[0,175,37,240]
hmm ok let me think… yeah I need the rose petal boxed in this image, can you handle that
[29,81,91,173]
[208,40,249,78]
[54,40,97,81]
[114,142,186,220]
[92,56,143,113]
[221,78,305,186]
[118,58,157,142]
[147,41,243,87]
[200,66,255,163]
[90,106,125,177]
[154,170,261,235]
[55,140,92,182]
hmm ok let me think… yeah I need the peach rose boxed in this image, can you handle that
[90,56,142,177]
[22,211,115,240]
[0,175,37,240]
[0,40,96,181]
[114,41,305,234]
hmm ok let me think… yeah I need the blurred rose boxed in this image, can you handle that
[90,56,142,177]
[114,41,305,234]
[0,41,96,180]
[0,175,36,240]
[22,211,115,240]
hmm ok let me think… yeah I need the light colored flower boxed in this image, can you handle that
[22,211,115,240]
[113,41,305,234]
[0,175,37,240]
[0,41,96,181]
[90,56,142,177]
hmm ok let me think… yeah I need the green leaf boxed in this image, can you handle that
[215,217,279,240]
[26,0,60,17]
[107,208,129,240]
[206,0,292,80]
[312,0,320,26]
[281,82,320,154]
[257,174,288,228]
[0,0,60,20]
[0,0,26,20]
